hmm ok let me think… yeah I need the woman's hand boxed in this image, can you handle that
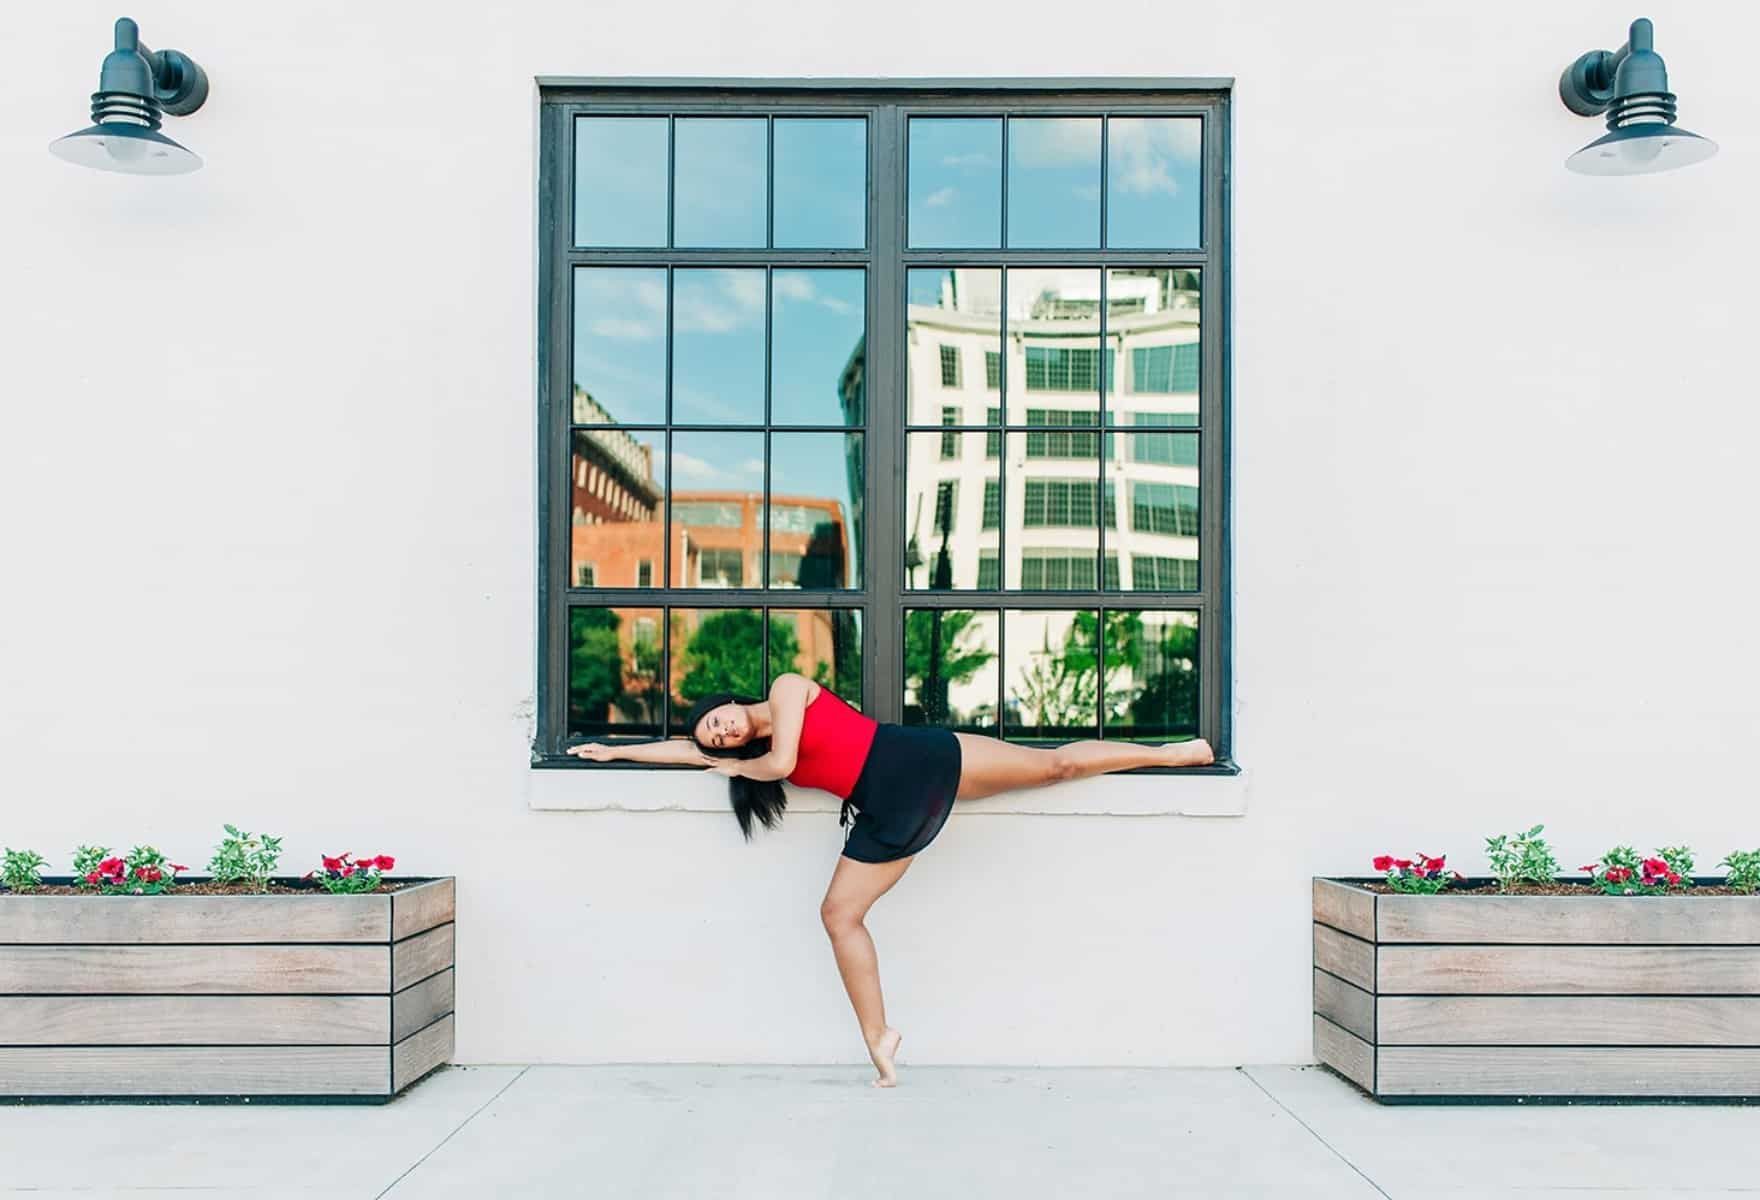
[706,758,745,778]
[568,743,619,762]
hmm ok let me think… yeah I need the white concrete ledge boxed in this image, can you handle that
[527,766,1249,817]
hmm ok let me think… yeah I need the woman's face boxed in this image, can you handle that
[694,702,753,750]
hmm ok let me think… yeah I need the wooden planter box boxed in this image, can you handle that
[0,877,455,1102]
[1314,877,1760,1102]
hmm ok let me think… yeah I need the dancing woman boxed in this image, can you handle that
[570,672,1213,1087]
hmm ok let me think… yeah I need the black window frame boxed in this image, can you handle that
[536,78,1235,774]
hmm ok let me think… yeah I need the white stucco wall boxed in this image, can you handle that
[4,0,1757,1066]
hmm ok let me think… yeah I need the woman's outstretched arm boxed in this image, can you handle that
[567,738,714,766]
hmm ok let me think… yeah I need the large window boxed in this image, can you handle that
[539,83,1229,763]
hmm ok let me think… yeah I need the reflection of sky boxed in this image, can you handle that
[908,116,1200,250]
[674,118,767,247]
[673,269,766,424]
[672,430,764,491]
[774,119,866,249]
[1007,118,1100,247]
[574,267,667,425]
[772,432,860,519]
[574,118,669,248]
[772,270,864,424]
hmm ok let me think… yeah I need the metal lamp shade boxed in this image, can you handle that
[49,120,202,176]
[1565,121,1718,176]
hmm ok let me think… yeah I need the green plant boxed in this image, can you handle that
[71,844,111,889]
[1658,845,1696,885]
[304,852,396,895]
[81,846,188,895]
[206,824,283,892]
[1720,850,1760,894]
[1372,853,1462,895]
[2,848,47,891]
[1484,824,1561,889]
[1580,846,1683,895]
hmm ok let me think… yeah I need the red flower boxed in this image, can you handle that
[97,857,125,875]
[1393,859,1413,869]
[170,864,188,873]
[340,865,355,877]
[136,866,162,883]
[1580,864,1599,873]
[1425,855,1447,872]
[1666,871,1682,885]
[373,855,395,871]
[1606,866,1632,883]
[322,855,344,871]
[84,871,100,884]
[1642,858,1669,876]
[1372,855,1394,872]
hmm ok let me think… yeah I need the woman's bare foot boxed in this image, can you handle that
[1166,738,1214,767]
[865,1026,901,1088]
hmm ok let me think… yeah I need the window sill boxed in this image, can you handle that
[526,756,1248,817]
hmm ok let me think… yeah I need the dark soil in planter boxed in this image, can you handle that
[2,878,409,897]
[1360,879,1755,897]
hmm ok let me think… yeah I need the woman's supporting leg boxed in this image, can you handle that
[820,853,915,1087]
[954,733,1213,801]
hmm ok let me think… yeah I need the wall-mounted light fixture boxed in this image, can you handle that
[49,17,208,176]
[1559,17,1716,175]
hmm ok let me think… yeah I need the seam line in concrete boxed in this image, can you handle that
[1239,1067,1391,1199]
[376,1067,530,1200]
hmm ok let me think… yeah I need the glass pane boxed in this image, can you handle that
[573,117,668,248]
[669,432,763,587]
[571,428,665,588]
[907,118,1002,248]
[774,119,866,249]
[906,268,1001,427]
[1005,268,1102,424]
[1006,117,1101,249]
[903,608,1000,733]
[772,269,866,425]
[1106,117,1201,249]
[1007,434,1104,590]
[770,433,863,589]
[904,431,998,591]
[568,607,665,737]
[672,268,766,425]
[1004,609,1100,739]
[1108,429,1199,591]
[768,609,863,708]
[573,268,667,426]
[674,118,767,248]
[670,608,765,732]
[1103,611,1200,741]
[1108,268,1201,426]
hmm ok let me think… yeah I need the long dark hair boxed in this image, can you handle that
[683,692,786,841]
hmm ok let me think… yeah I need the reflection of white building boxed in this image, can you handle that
[903,268,1202,726]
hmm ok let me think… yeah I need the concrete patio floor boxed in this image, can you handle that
[3,1064,1759,1198]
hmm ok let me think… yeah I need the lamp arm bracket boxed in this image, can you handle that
[1559,17,1656,117]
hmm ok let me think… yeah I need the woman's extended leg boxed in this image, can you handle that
[821,854,914,1088]
[954,734,1213,801]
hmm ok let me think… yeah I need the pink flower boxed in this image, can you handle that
[1372,855,1394,872]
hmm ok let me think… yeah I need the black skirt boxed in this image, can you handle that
[839,724,962,863]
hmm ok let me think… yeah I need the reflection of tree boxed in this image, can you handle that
[677,610,801,704]
[569,609,663,730]
[905,611,995,724]
[1011,612,1197,737]
[569,609,623,730]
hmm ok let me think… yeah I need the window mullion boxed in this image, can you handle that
[868,102,905,722]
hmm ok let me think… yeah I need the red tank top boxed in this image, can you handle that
[786,688,878,800]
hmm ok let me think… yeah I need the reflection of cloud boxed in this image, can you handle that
[672,451,765,487]
[1007,119,1099,168]
[674,269,765,333]
[1110,118,1200,196]
[924,186,957,208]
[579,273,666,340]
[774,270,858,316]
